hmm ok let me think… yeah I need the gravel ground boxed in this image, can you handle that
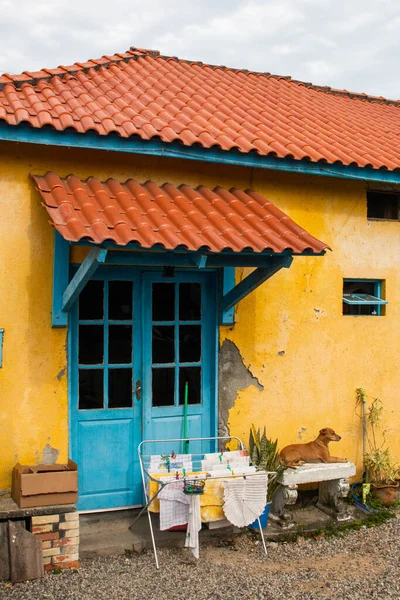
[1,514,400,600]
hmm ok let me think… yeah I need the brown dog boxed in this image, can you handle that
[280,428,347,467]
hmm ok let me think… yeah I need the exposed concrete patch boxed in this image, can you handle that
[298,427,307,440]
[56,366,66,381]
[218,339,263,438]
[313,308,326,321]
[40,443,60,464]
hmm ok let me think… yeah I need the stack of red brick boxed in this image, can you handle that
[31,512,79,572]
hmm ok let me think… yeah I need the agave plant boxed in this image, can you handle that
[249,424,286,502]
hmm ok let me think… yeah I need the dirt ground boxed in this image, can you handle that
[1,514,400,600]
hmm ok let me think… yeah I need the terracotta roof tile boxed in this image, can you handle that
[3,47,400,171]
[32,172,329,255]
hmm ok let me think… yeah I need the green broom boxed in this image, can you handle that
[183,381,189,454]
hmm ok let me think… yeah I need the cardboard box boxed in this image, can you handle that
[12,460,78,508]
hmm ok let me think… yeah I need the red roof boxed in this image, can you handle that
[2,47,400,171]
[32,172,329,254]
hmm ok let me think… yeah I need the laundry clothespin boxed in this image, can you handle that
[175,471,179,480]
[219,453,223,463]
[171,451,176,459]
[183,468,187,477]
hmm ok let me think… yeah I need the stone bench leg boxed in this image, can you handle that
[270,484,298,528]
[316,478,351,522]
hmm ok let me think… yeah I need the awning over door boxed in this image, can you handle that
[32,173,329,255]
[31,172,330,328]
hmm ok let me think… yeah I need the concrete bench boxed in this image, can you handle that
[270,462,356,528]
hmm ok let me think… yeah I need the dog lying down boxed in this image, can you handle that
[280,428,348,468]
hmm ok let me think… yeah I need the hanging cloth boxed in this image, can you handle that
[222,475,268,527]
[184,494,202,558]
[158,481,190,531]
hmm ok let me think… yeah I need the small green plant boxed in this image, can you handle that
[249,424,286,502]
[363,397,399,485]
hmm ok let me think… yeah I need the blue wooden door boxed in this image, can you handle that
[70,268,218,510]
[69,270,142,511]
[142,271,217,457]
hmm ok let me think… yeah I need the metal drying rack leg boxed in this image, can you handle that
[258,518,268,556]
[146,505,159,569]
[138,443,162,569]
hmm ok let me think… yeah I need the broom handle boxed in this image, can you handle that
[183,381,189,454]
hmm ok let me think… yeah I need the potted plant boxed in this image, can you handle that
[247,424,286,529]
[364,396,400,506]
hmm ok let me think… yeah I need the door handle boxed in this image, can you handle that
[133,379,141,401]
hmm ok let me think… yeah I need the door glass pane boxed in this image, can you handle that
[79,280,104,320]
[79,325,103,365]
[152,283,175,321]
[179,367,201,405]
[79,369,104,409]
[179,283,201,321]
[152,326,175,363]
[109,281,133,320]
[179,325,201,363]
[109,325,132,364]
[108,369,133,408]
[152,367,175,406]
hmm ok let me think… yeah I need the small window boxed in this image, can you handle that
[343,280,387,316]
[367,190,400,221]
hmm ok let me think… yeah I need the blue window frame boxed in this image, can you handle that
[150,280,203,407]
[77,279,136,409]
[343,279,387,316]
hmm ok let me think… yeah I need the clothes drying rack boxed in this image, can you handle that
[134,435,276,568]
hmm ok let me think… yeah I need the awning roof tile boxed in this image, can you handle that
[32,172,329,255]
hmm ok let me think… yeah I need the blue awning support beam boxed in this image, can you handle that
[221,256,293,313]
[52,231,70,327]
[103,250,318,268]
[221,267,235,325]
[193,254,207,269]
[62,247,108,313]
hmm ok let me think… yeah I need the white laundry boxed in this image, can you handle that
[158,481,190,531]
[184,494,202,558]
[222,475,268,527]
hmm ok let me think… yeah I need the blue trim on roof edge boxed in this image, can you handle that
[1,122,400,184]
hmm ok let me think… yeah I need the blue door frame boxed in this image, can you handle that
[69,267,218,511]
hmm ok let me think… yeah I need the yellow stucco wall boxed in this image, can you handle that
[222,175,400,478]
[0,140,398,491]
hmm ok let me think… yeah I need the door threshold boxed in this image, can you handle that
[78,504,142,515]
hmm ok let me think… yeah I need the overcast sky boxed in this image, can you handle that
[1,0,399,99]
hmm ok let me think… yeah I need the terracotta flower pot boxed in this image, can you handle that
[371,482,399,506]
